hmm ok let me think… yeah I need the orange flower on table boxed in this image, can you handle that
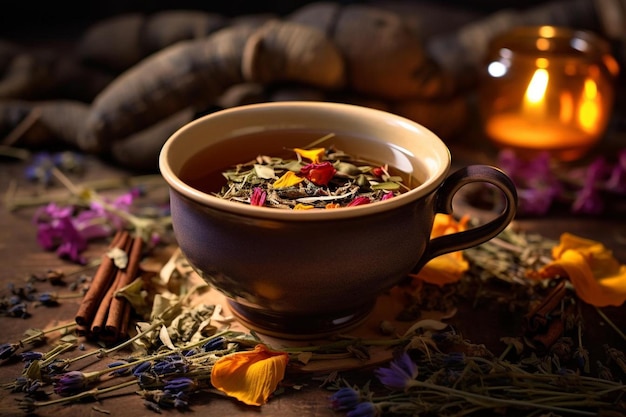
[210,344,289,406]
[409,213,470,286]
[529,233,626,307]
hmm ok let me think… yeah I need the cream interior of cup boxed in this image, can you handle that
[159,101,451,220]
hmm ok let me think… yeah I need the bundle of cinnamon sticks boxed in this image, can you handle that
[75,230,144,342]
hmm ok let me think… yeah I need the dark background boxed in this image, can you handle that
[2,0,553,40]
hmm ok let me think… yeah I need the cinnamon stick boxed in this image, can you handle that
[119,302,132,340]
[522,281,566,333]
[105,235,144,339]
[75,230,129,326]
[90,269,121,335]
[90,235,132,335]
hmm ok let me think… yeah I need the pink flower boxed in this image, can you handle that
[347,196,371,207]
[381,191,394,201]
[32,189,140,264]
[250,187,267,207]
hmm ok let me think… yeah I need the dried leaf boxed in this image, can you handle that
[60,334,78,344]
[159,325,176,350]
[107,247,129,269]
[254,164,276,179]
[403,319,449,338]
[22,328,45,344]
[116,278,150,318]
[211,304,235,324]
[371,182,401,190]
[297,351,313,364]
[150,292,180,322]
[24,359,41,380]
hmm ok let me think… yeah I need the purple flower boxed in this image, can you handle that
[53,371,88,396]
[374,351,418,390]
[7,303,29,318]
[88,189,140,231]
[32,188,140,264]
[330,387,361,410]
[24,152,54,186]
[250,187,267,207]
[571,157,610,215]
[132,361,152,377]
[153,358,188,376]
[108,360,132,376]
[20,351,44,362]
[497,150,561,215]
[202,337,225,352]
[174,396,189,410]
[163,377,197,393]
[37,292,58,306]
[443,352,466,366]
[346,401,377,417]
[0,343,19,360]
[606,149,626,193]
[33,204,89,264]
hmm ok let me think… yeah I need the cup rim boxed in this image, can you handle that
[159,101,451,220]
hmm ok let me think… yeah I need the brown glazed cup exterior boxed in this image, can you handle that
[159,102,518,339]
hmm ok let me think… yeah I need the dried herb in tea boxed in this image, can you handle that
[214,134,411,209]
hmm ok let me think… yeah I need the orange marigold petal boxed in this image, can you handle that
[294,148,325,163]
[411,214,470,285]
[537,233,626,307]
[273,171,304,189]
[210,344,289,406]
[414,254,469,286]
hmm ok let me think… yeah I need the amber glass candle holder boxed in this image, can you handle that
[478,26,619,161]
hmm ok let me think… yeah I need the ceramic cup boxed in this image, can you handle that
[159,101,518,339]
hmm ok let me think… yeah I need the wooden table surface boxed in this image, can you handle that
[1,137,625,417]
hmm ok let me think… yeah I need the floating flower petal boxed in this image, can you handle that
[301,162,337,186]
[273,172,304,189]
[294,148,325,164]
[210,344,289,406]
[250,187,267,207]
[347,197,370,207]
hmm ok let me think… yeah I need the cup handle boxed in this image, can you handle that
[412,165,518,273]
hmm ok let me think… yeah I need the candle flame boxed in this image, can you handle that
[525,68,549,104]
[578,78,601,133]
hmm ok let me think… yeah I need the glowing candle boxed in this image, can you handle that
[479,26,619,161]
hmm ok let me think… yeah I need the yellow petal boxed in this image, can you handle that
[534,233,626,307]
[273,171,304,189]
[211,344,289,406]
[410,214,470,285]
[416,253,469,285]
[430,213,470,238]
[293,203,314,210]
[294,147,325,163]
